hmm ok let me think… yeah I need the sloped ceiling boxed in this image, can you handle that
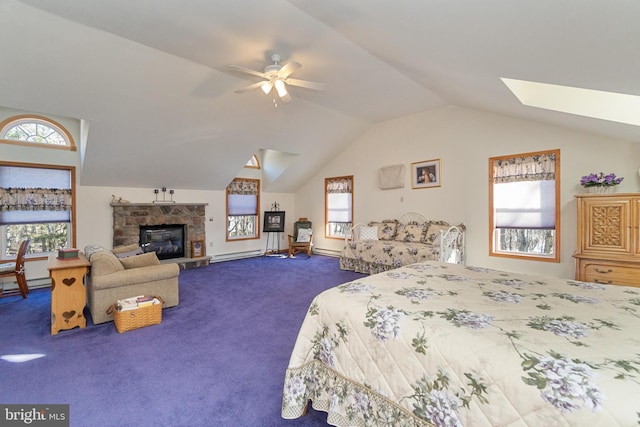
[1,0,639,192]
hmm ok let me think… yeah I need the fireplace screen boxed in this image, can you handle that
[139,224,185,260]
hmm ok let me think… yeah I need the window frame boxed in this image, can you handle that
[244,155,260,169]
[226,178,260,241]
[0,115,76,151]
[325,175,354,240]
[0,161,77,261]
[488,149,560,262]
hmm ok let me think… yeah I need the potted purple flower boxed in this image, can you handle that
[580,172,623,193]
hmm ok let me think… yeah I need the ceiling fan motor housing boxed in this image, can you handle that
[264,54,283,77]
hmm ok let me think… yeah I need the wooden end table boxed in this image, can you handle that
[47,252,90,335]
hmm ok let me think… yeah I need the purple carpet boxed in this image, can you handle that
[0,255,365,426]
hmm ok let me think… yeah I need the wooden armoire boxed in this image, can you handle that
[574,193,640,288]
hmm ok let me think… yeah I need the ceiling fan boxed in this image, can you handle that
[228,54,326,103]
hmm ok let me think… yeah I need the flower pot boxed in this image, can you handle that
[584,186,617,194]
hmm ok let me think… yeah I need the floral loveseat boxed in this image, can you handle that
[339,212,465,274]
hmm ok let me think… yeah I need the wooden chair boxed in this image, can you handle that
[288,218,313,258]
[0,239,31,299]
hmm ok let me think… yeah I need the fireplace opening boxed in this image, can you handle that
[139,224,186,260]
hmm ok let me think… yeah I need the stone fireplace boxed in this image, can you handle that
[111,202,207,259]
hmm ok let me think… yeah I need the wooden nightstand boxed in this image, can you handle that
[47,252,91,335]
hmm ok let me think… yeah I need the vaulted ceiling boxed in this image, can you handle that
[1,0,639,192]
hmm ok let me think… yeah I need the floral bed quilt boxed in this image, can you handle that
[282,261,640,426]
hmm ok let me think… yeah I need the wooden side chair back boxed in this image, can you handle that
[0,239,31,299]
[288,218,313,258]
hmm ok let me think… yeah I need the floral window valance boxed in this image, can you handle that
[492,153,556,184]
[0,188,72,212]
[326,177,353,194]
[227,178,259,195]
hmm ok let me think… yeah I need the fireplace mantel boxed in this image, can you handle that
[111,202,207,258]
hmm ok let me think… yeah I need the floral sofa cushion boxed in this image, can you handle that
[394,221,427,243]
[368,220,398,240]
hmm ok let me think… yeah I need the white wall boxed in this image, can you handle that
[0,118,297,281]
[75,186,295,261]
[296,105,640,279]
[3,104,640,282]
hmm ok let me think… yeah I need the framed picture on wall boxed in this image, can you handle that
[411,159,441,189]
[191,240,205,258]
[263,211,285,232]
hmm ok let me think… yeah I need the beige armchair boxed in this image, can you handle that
[84,244,180,324]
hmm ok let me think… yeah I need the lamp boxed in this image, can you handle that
[261,81,273,95]
[274,79,288,98]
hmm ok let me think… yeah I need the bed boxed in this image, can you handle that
[282,261,640,426]
[339,212,465,274]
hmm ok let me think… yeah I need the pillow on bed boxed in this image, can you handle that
[296,228,312,243]
[424,221,451,244]
[395,222,427,242]
[359,226,379,241]
[369,220,397,240]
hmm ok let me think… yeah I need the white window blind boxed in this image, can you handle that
[227,194,257,216]
[327,193,352,223]
[494,180,555,229]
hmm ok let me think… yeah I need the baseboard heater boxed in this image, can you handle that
[213,249,262,263]
[311,248,340,258]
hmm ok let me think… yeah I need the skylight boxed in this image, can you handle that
[501,78,640,127]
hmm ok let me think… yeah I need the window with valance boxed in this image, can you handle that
[325,176,353,239]
[0,162,75,257]
[226,178,260,241]
[489,149,560,261]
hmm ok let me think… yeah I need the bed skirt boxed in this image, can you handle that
[339,256,397,275]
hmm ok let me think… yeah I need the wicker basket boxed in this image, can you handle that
[109,297,163,333]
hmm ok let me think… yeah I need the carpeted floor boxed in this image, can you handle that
[0,255,366,426]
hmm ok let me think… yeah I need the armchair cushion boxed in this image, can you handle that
[89,251,125,276]
[120,252,161,269]
[296,228,312,243]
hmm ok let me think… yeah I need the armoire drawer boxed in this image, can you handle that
[583,264,640,287]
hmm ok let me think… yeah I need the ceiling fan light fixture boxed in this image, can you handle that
[261,81,273,94]
[274,79,288,97]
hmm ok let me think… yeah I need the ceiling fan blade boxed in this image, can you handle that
[285,78,327,91]
[227,64,267,79]
[278,61,301,79]
[234,81,267,93]
[278,92,292,103]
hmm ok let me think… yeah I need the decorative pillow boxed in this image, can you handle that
[369,220,398,240]
[359,226,379,241]
[119,252,161,269]
[296,228,312,243]
[395,222,427,242]
[424,221,452,245]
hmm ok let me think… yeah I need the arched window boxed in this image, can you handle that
[245,155,260,169]
[0,115,75,150]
